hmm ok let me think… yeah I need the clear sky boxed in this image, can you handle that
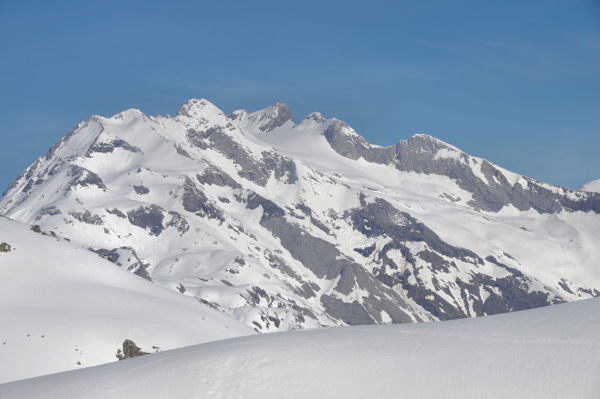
[1,0,599,190]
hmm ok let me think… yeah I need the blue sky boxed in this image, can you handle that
[1,0,599,190]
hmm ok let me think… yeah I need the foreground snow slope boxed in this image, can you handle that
[2,298,598,399]
[0,217,253,383]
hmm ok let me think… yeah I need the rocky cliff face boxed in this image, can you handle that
[2,98,598,331]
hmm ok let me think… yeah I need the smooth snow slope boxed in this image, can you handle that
[580,179,600,193]
[0,217,253,383]
[2,298,599,399]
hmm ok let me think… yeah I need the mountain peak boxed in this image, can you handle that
[260,102,292,117]
[253,102,294,131]
[232,102,295,133]
[302,112,326,124]
[229,109,248,120]
[410,133,446,143]
[408,133,462,152]
[110,108,146,121]
[176,98,224,119]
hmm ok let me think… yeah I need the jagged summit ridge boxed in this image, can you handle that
[230,102,295,133]
[1,98,599,333]
[177,98,220,117]
[302,111,326,124]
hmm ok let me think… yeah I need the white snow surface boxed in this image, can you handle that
[1,297,599,399]
[580,179,600,193]
[0,217,253,383]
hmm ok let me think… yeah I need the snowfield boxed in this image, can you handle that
[1,297,598,398]
[0,217,253,383]
[580,179,600,193]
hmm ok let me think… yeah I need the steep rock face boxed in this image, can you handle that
[230,103,295,133]
[1,98,598,332]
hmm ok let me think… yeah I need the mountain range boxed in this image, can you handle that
[1,98,599,334]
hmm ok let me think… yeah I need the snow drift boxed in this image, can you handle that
[0,217,252,383]
[1,297,598,398]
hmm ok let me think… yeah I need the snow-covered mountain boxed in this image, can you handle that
[0,216,252,383]
[1,98,599,332]
[2,296,599,399]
